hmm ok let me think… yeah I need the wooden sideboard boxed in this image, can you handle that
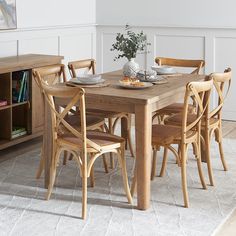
[0,54,63,150]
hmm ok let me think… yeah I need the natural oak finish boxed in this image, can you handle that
[43,70,207,210]
[68,59,135,168]
[39,81,132,219]
[165,68,232,186]
[149,79,213,207]
[0,54,63,151]
[33,65,106,179]
[153,57,205,122]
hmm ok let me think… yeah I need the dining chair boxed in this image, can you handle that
[68,59,135,169]
[38,81,132,219]
[132,79,213,208]
[165,68,232,186]
[152,57,205,123]
[33,64,108,179]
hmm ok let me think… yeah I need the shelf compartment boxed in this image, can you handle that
[12,70,30,104]
[0,72,11,106]
[11,103,31,139]
[0,108,12,140]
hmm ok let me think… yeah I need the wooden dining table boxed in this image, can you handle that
[43,70,206,210]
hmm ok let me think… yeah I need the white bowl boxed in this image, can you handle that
[151,66,176,74]
[77,74,101,83]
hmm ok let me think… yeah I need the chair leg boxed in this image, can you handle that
[159,147,168,177]
[131,163,137,197]
[118,144,132,204]
[102,154,109,173]
[82,162,87,220]
[62,151,69,165]
[218,141,228,171]
[46,148,61,200]
[204,129,214,186]
[151,149,157,180]
[127,127,135,157]
[193,142,207,189]
[215,127,228,171]
[180,144,189,208]
[36,147,44,179]
[90,165,95,187]
[108,118,114,169]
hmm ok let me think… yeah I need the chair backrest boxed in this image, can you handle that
[38,80,102,154]
[68,59,96,78]
[33,64,67,90]
[155,57,205,74]
[208,68,232,120]
[181,79,213,141]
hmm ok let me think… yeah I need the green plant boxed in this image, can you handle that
[111,25,149,61]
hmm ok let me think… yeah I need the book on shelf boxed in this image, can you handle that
[12,71,29,103]
[0,100,7,107]
[12,130,27,139]
[12,126,27,139]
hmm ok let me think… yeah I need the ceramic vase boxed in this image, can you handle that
[123,58,140,77]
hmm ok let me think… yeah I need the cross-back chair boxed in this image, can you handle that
[133,79,213,208]
[165,68,232,186]
[38,81,132,219]
[33,65,107,179]
[152,57,205,123]
[68,59,135,168]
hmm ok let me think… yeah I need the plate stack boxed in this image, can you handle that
[151,66,176,75]
[70,74,104,85]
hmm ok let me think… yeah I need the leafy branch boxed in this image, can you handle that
[111,25,150,61]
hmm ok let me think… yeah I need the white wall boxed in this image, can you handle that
[97,0,236,28]
[0,0,96,70]
[16,0,96,28]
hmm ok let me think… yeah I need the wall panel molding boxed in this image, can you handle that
[0,24,96,60]
[97,25,236,120]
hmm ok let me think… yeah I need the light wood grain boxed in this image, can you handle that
[0,54,63,151]
[40,82,132,219]
[44,70,207,210]
[68,60,135,165]
[150,79,213,207]
[165,68,232,187]
[153,57,205,122]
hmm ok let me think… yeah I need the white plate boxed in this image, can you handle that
[70,78,105,85]
[76,74,102,83]
[139,75,164,82]
[119,82,153,89]
[136,70,156,76]
[151,65,176,75]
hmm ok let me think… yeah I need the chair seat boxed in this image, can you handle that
[86,109,126,119]
[58,131,124,152]
[152,124,197,146]
[157,103,195,116]
[65,114,104,130]
[165,113,219,127]
[152,125,182,145]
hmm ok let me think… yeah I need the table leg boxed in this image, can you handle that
[135,104,152,210]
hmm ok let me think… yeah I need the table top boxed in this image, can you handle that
[81,70,207,105]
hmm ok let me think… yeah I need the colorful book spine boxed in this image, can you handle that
[12,126,27,139]
[17,72,26,103]
[0,100,7,107]
[12,130,27,139]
